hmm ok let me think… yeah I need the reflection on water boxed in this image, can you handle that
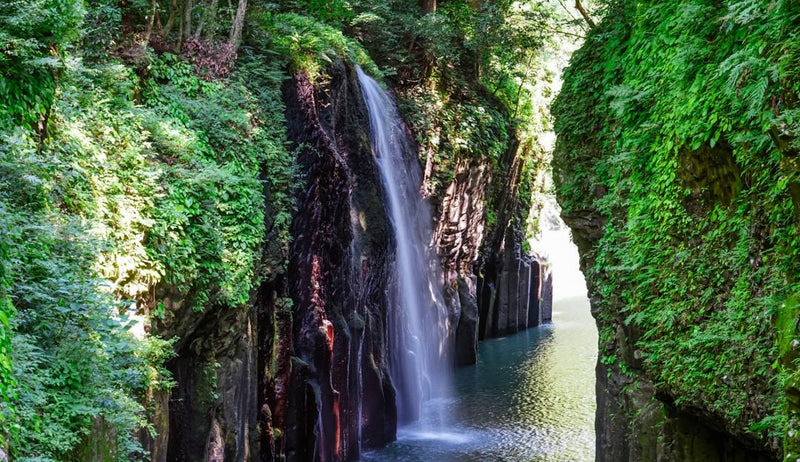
[363,230,597,461]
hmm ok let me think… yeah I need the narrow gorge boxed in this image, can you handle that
[1,1,798,462]
[153,55,555,461]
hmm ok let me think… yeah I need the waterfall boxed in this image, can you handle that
[356,66,451,424]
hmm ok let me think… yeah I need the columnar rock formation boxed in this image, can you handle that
[425,128,552,366]
[145,60,551,461]
[274,62,397,460]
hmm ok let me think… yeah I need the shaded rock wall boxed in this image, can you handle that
[595,360,775,462]
[280,61,397,461]
[476,237,551,341]
[150,289,259,462]
[430,157,490,366]
[426,130,552,366]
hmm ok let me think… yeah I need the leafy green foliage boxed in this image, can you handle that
[0,0,85,130]
[553,0,800,450]
[141,51,293,310]
[0,205,16,435]
[398,82,511,197]
[0,0,295,456]
[369,1,561,237]
[0,120,169,459]
[262,12,381,81]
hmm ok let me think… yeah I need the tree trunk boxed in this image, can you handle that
[229,0,247,49]
[143,0,158,44]
[175,0,184,52]
[163,0,178,37]
[575,0,595,28]
[183,0,193,38]
[422,0,436,14]
[196,0,219,39]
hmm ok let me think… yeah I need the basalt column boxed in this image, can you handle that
[476,223,551,341]
[280,60,397,462]
[428,142,552,363]
[152,286,260,462]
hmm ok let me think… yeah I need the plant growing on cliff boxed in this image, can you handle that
[263,12,382,81]
[0,0,296,456]
[553,0,800,454]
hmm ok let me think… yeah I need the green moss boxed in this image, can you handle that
[777,295,800,360]
[780,295,800,459]
[554,0,800,451]
[348,311,365,330]
[0,30,294,462]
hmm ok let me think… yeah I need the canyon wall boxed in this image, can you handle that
[552,1,800,460]
[428,145,553,366]
[0,3,555,461]
[147,59,551,461]
[280,62,396,460]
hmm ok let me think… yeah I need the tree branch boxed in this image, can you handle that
[556,0,580,22]
[575,0,596,28]
[541,25,586,40]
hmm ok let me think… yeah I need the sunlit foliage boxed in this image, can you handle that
[0,0,566,458]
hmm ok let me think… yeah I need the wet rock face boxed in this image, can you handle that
[426,139,552,365]
[453,277,479,366]
[596,362,776,462]
[476,249,551,341]
[148,61,398,462]
[281,61,396,461]
[433,158,490,281]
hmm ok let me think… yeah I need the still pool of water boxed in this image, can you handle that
[363,230,598,461]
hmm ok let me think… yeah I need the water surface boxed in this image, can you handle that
[363,230,597,461]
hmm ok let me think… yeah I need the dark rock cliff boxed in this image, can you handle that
[427,130,552,366]
[148,274,260,462]
[279,61,397,461]
[145,59,552,462]
[147,61,397,462]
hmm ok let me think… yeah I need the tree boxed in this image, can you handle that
[229,0,247,48]
[194,0,219,38]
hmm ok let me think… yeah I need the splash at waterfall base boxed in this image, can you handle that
[248,61,553,462]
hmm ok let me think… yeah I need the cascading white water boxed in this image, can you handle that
[356,66,451,424]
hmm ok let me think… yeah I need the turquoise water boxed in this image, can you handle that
[363,231,598,461]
